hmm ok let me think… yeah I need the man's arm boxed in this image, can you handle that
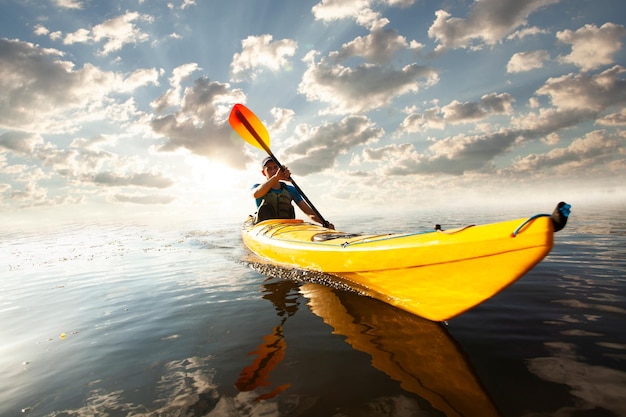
[251,167,291,198]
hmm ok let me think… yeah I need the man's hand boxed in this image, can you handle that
[275,166,292,182]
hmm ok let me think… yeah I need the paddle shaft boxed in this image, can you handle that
[234,109,330,228]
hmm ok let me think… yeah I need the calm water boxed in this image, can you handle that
[1,203,625,417]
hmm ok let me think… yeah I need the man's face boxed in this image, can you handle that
[262,161,279,178]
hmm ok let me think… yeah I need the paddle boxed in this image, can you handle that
[229,103,330,228]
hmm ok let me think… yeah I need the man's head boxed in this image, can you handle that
[261,157,279,178]
[261,156,273,168]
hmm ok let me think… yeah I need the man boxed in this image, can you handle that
[252,157,332,227]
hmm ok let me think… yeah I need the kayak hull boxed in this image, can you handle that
[242,215,556,321]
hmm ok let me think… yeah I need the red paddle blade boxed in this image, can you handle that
[229,103,270,151]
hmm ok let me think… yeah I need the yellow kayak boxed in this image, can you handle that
[242,202,570,321]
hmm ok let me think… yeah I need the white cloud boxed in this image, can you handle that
[480,92,516,113]
[386,0,415,6]
[510,130,625,174]
[0,132,44,155]
[299,52,438,114]
[311,0,370,20]
[70,134,117,150]
[9,179,54,206]
[0,39,158,134]
[1,129,177,209]
[312,0,380,28]
[417,130,520,175]
[62,11,153,56]
[384,65,626,177]
[181,0,196,10]
[536,65,626,112]
[557,23,626,71]
[121,68,160,92]
[230,35,297,81]
[507,50,550,73]
[33,24,50,36]
[269,107,295,134]
[597,108,626,126]
[171,63,200,85]
[151,77,248,168]
[507,26,549,40]
[512,107,592,136]
[151,64,200,113]
[428,0,560,50]
[363,142,416,162]
[283,115,384,175]
[64,28,91,44]
[0,37,183,210]
[330,26,416,64]
[443,93,514,123]
[54,0,84,9]
[398,107,444,133]
[304,19,431,114]
[383,64,626,178]
[111,193,176,204]
[49,31,63,41]
[90,171,174,188]
[506,65,626,143]
[311,0,417,28]
[397,93,514,133]
[442,101,484,122]
[543,132,560,145]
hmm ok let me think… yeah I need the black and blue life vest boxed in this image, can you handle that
[255,183,296,223]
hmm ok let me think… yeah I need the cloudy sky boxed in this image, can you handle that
[1,0,625,227]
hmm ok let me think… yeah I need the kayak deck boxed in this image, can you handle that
[243,216,554,272]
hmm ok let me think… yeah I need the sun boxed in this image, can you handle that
[178,154,255,219]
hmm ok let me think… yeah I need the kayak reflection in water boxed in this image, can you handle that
[300,282,503,417]
[234,279,300,401]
